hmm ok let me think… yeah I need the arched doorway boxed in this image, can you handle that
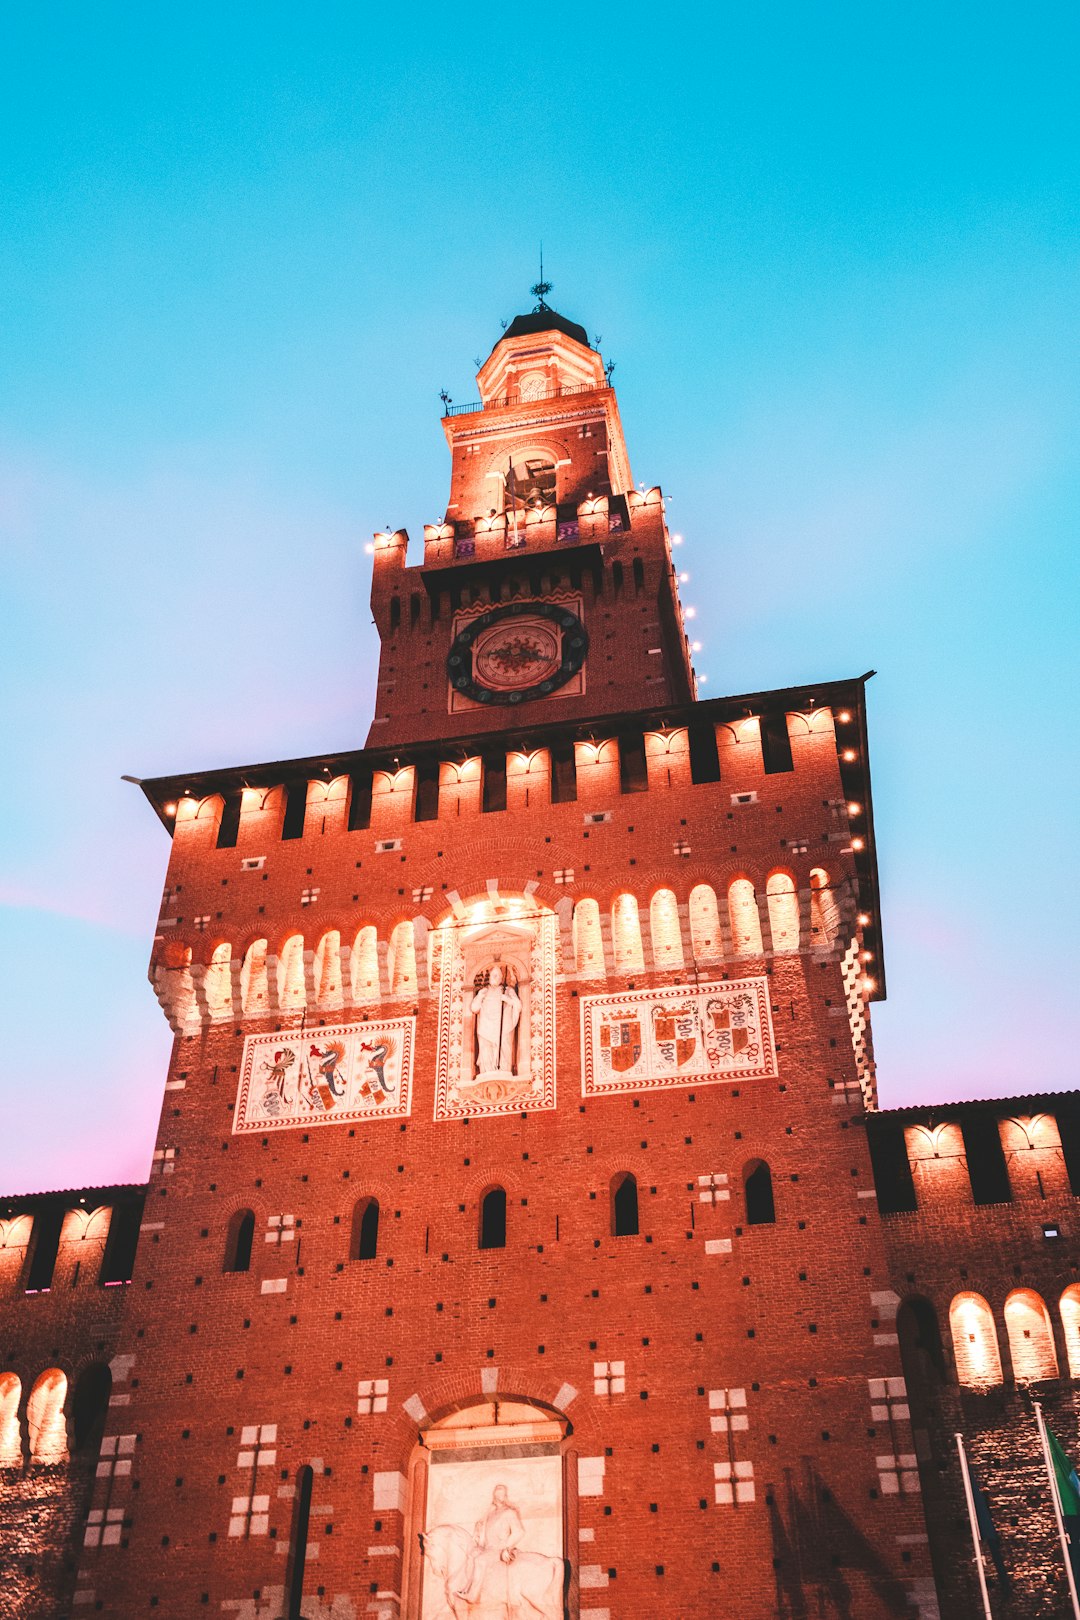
[405,1398,570,1618]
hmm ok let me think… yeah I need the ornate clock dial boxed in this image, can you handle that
[446,602,588,706]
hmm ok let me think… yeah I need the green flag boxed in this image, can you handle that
[1049,1424,1080,1517]
[1047,1420,1080,1585]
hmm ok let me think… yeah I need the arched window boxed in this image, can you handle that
[390,595,401,631]
[611,893,645,973]
[277,934,306,1011]
[949,1292,1003,1389]
[314,930,343,1009]
[612,560,624,596]
[766,872,800,953]
[224,1209,255,1274]
[809,868,841,946]
[479,1187,507,1251]
[352,1198,379,1261]
[1061,1286,1080,1378]
[286,1464,314,1618]
[204,942,233,1018]
[164,942,197,1029]
[72,1364,112,1455]
[611,1173,639,1237]
[1004,1289,1059,1383]
[632,556,645,594]
[649,889,684,970]
[689,883,722,964]
[744,1160,775,1225]
[350,925,380,1003]
[0,1373,22,1467]
[572,899,604,977]
[728,879,763,957]
[388,921,417,997]
[241,938,270,1015]
[897,1297,945,1380]
[27,1369,68,1464]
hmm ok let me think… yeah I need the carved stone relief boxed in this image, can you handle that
[420,1451,563,1619]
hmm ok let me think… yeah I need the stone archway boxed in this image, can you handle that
[406,1398,571,1620]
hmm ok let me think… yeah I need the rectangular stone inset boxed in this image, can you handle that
[580,977,778,1098]
[373,1471,407,1512]
[234,1019,415,1134]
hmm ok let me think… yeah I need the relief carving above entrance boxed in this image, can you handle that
[412,1401,568,1620]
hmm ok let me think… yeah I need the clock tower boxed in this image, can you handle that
[11,292,955,1620]
[368,302,694,746]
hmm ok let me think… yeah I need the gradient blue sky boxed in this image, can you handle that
[2,4,1078,1192]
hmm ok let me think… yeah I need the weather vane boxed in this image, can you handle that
[531,243,552,312]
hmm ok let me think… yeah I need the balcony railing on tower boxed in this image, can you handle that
[443,381,612,417]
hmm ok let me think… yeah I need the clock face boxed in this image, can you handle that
[446,602,588,706]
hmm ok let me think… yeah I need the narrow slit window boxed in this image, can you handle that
[618,732,649,794]
[479,1187,507,1250]
[224,1209,255,1274]
[286,1465,314,1618]
[72,1364,112,1455]
[960,1113,1012,1206]
[687,720,720,784]
[611,1173,639,1236]
[482,752,507,814]
[353,1198,379,1261]
[414,760,440,823]
[348,769,374,832]
[281,782,307,841]
[760,712,794,774]
[550,742,577,804]
[216,789,243,849]
[744,1160,775,1225]
[99,1198,144,1286]
[25,1207,64,1293]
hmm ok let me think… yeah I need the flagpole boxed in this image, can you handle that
[955,1433,994,1620]
[1034,1401,1080,1620]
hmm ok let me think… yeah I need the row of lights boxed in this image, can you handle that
[671,531,709,685]
[836,710,877,994]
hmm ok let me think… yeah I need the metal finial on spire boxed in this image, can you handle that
[531,243,552,311]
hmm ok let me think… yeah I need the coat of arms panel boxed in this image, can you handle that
[580,978,777,1097]
[233,1019,414,1133]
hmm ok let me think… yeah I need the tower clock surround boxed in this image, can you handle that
[446,600,589,707]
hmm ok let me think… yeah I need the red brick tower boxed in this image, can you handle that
[67,302,939,1618]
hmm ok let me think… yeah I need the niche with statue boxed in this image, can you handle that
[433,894,557,1120]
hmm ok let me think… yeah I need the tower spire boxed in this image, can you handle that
[530,243,552,312]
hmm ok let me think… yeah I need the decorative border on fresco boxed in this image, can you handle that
[233,1019,414,1134]
[432,907,557,1121]
[580,977,777,1098]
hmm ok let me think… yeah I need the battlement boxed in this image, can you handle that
[869,1093,1080,1217]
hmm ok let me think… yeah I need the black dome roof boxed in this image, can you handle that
[495,308,592,351]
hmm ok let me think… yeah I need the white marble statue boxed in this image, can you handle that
[470,967,521,1075]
